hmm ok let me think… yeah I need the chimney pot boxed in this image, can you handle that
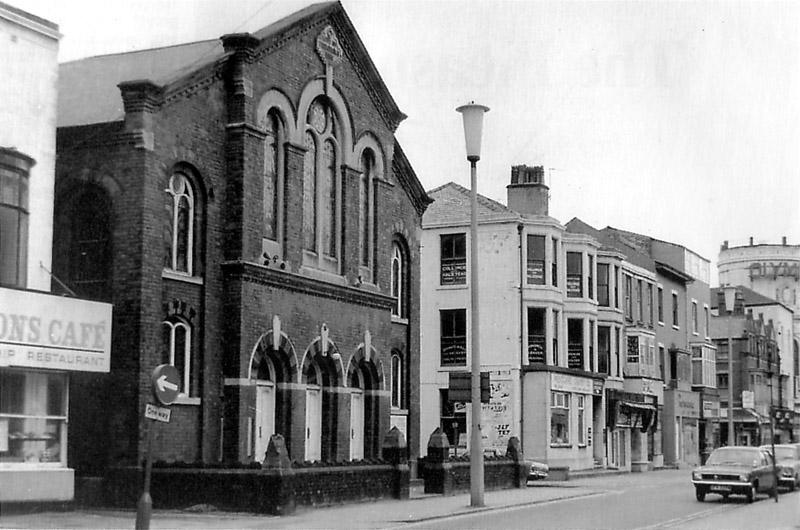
[749,237,754,246]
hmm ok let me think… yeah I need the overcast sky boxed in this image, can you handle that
[14,0,800,283]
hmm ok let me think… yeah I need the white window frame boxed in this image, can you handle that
[391,353,403,409]
[550,391,571,446]
[163,319,195,401]
[165,172,195,275]
[391,243,404,319]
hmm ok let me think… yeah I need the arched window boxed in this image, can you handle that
[303,98,340,271]
[164,172,195,274]
[359,150,375,271]
[162,318,193,397]
[391,241,408,319]
[264,110,285,246]
[391,353,403,409]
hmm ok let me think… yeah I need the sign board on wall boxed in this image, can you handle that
[551,372,594,394]
[481,370,513,455]
[0,287,113,372]
[742,390,755,410]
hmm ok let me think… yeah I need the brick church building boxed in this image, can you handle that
[52,0,430,485]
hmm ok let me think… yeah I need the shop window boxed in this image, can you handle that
[526,234,545,285]
[0,371,67,465]
[303,98,341,272]
[566,252,582,297]
[440,389,466,450]
[550,391,570,445]
[527,307,546,363]
[0,148,32,287]
[597,263,609,307]
[440,309,466,366]
[391,353,403,409]
[391,242,408,318]
[162,318,195,398]
[567,318,583,370]
[440,233,466,285]
[263,109,285,248]
[577,395,586,445]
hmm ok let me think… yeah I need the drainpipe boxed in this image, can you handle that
[518,223,525,452]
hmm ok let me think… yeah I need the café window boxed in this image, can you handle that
[526,234,545,285]
[550,391,570,445]
[567,318,584,370]
[597,263,610,307]
[440,233,466,285]
[0,370,67,466]
[527,307,546,364]
[566,252,583,298]
[440,309,467,366]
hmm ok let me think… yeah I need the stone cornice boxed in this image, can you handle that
[221,260,394,310]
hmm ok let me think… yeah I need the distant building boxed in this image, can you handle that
[718,239,799,440]
[0,1,112,504]
[51,1,430,496]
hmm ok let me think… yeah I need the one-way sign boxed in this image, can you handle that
[144,403,171,423]
[151,364,180,405]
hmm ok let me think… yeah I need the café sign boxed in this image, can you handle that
[0,287,112,372]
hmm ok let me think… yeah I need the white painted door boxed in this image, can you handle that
[255,383,275,462]
[350,391,364,460]
[305,387,322,461]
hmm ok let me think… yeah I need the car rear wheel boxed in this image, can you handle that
[745,483,756,503]
[695,488,705,502]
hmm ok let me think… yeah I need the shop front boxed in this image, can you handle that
[663,389,701,466]
[0,287,112,502]
[606,388,658,472]
[699,396,720,463]
[522,369,601,472]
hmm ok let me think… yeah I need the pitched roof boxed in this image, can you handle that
[423,182,518,227]
[709,285,793,312]
[565,218,655,271]
[57,1,404,129]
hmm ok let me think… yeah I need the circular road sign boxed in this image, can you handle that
[151,364,180,405]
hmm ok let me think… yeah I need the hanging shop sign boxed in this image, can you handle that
[0,287,112,372]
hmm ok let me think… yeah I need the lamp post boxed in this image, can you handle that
[722,286,737,447]
[456,101,489,508]
[768,366,778,502]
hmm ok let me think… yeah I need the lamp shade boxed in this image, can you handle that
[456,102,489,161]
[722,285,737,313]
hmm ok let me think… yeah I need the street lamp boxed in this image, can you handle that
[456,101,489,508]
[722,285,737,447]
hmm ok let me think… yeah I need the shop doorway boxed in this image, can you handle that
[255,383,275,462]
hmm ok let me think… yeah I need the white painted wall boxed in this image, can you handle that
[0,6,60,290]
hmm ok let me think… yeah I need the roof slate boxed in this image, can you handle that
[423,182,518,226]
[57,2,340,128]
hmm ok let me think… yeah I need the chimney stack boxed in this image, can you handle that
[782,236,787,245]
[749,237,754,246]
[507,165,549,217]
[721,240,728,250]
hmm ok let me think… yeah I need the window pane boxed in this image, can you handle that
[440,234,466,285]
[567,318,583,369]
[566,252,582,297]
[441,309,467,366]
[527,307,546,363]
[359,152,373,267]
[597,263,609,306]
[321,140,336,257]
[174,325,188,394]
[303,133,317,252]
[264,113,279,240]
[176,195,190,272]
[0,207,21,285]
[526,235,545,285]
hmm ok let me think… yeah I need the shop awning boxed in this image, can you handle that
[620,401,657,413]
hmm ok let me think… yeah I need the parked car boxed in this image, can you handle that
[760,444,800,491]
[691,446,777,502]
[526,460,549,481]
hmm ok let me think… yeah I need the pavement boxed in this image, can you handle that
[0,475,616,530]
